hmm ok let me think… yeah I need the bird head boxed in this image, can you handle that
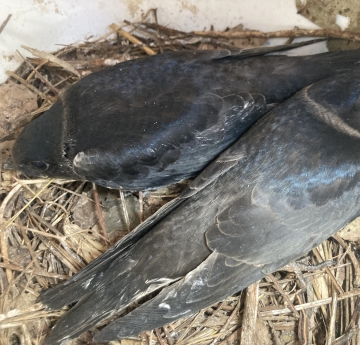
[12,100,79,180]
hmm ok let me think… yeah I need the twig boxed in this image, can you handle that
[155,328,167,345]
[0,310,64,329]
[266,273,299,318]
[16,50,59,95]
[209,295,242,345]
[25,45,77,82]
[12,176,46,204]
[92,183,109,242]
[17,225,96,240]
[28,211,84,270]
[333,234,360,287]
[0,261,68,279]
[241,281,259,345]
[119,190,131,233]
[0,180,52,282]
[295,260,336,271]
[141,8,159,24]
[21,323,31,345]
[327,291,338,344]
[180,331,225,345]
[267,320,281,345]
[140,22,188,38]
[176,301,228,344]
[139,191,144,223]
[21,45,81,77]
[332,298,360,345]
[0,184,23,217]
[0,184,24,284]
[333,329,359,345]
[311,271,329,320]
[193,28,360,42]
[260,288,360,317]
[0,221,11,283]
[313,247,344,294]
[0,14,12,35]
[163,326,174,345]
[6,71,47,99]
[175,311,203,343]
[110,23,156,55]
[296,294,308,345]
[19,224,47,287]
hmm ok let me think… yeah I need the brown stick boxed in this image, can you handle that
[332,298,360,345]
[333,234,360,287]
[19,225,47,287]
[0,185,24,284]
[313,247,344,294]
[154,328,167,345]
[193,29,360,42]
[0,14,12,35]
[21,45,81,78]
[209,295,242,345]
[176,300,228,344]
[266,273,299,318]
[92,183,109,242]
[17,50,59,95]
[260,288,360,317]
[110,23,156,55]
[0,262,68,279]
[327,291,338,344]
[0,221,11,283]
[139,191,144,223]
[6,71,47,99]
[119,190,131,233]
[241,281,259,345]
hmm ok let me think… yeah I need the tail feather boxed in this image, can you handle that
[93,251,302,342]
[94,253,264,341]
[39,197,185,309]
[43,267,179,345]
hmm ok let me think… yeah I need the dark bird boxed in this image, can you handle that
[12,42,360,190]
[40,70,360,344]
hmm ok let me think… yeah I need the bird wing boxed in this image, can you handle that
[38,196,183,308]
[94,76,360,339]
[72,91,266,190]
[39,114,245,310]
[94,172,359,341]
[69,39,324,190]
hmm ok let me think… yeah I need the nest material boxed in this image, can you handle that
[1,18,360,345]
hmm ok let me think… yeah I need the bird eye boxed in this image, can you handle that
[30,161,49,171]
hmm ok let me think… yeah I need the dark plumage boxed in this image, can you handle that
[12,43,360,190]
[40,71,360,344]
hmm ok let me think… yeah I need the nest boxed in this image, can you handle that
[1,16,360,345]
